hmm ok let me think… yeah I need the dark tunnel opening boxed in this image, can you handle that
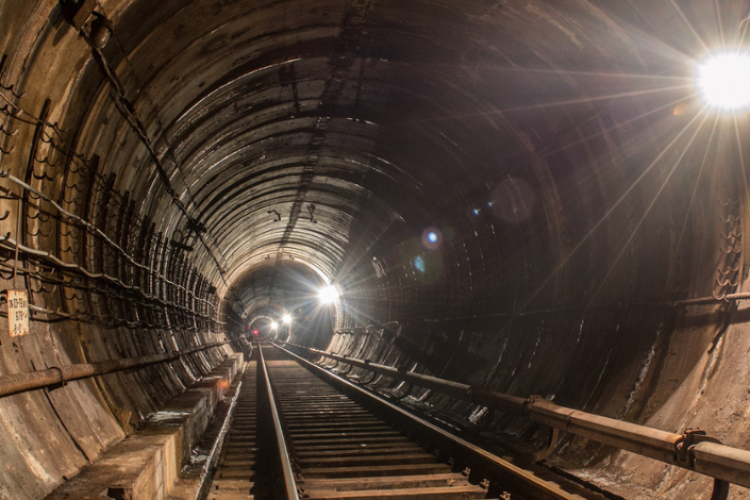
[1,1,750,499]
[226,262,336,348]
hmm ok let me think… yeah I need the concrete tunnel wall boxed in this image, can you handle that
[0,0,750,498]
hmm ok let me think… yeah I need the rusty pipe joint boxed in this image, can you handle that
[675,429,722,468]
[524,395,550,412]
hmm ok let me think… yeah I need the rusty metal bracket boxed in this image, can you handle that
[675,429,722,467]
[711,478,730,500]
[337,363,353,375]
[393,382,413,400]
[525,395,548,415]
[353,371,377,385]
[534,427,561,462]
[48,366,66,385]
[63,0,98,31]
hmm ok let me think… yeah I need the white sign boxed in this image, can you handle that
[7,289,29,337]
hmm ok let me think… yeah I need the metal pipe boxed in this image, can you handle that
[528,400,681,464]
[0,342,228,398]
[257,343,300,500]
[670,292,750,306]
[291,344,750,490]
[692,441,750,487]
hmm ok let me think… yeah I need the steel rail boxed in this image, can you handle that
[0,341,228,398]
[257,342,300,500]
[276,343,591,500]
[287,343,750,492]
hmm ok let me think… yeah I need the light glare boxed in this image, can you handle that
[421,227,443,249]
[318,285,340,304]
[698,52,750,110]
[282,314,292,324]
[270,321,278,330]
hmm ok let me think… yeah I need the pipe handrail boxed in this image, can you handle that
[0,342,228,398]
[287,343,750,491]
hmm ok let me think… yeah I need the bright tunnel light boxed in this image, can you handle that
[318,284,340,304]
[282,313,292,324]
[697,51,750,110]
[270,320,278,330]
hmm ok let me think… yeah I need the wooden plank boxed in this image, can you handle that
[304,484,488,499]
[298,452,437,467]
[301,463,451,479]
[296,444,424,457]
[301,472,469,491]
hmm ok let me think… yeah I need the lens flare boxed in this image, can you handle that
[270,321,278,330]
[421,227,442,249]
[697,52,750,110]
[413,255,426,273]
[318,284,340,304]
[282,314,292,324]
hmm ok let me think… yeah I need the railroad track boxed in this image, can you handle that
[267,354,490,499]
[201,342,609,500]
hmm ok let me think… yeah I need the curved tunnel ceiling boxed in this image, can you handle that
[82,0,727,312]
[2,0,750,498]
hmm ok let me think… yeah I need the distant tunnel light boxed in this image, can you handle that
[697,52,750,110]
[282,313,292,324]
[270,321,278,330]
[318,284,340,304]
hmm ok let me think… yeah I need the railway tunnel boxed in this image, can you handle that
[1,0,750,499]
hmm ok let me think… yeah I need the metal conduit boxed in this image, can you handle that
[286,343,750,491]
[0,341,228,398]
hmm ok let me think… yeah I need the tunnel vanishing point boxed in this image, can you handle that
[2,0,750,499]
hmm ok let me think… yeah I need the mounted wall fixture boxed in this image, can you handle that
[62,0,114,50]
[86,13,114,49]
[62,0,97,31]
